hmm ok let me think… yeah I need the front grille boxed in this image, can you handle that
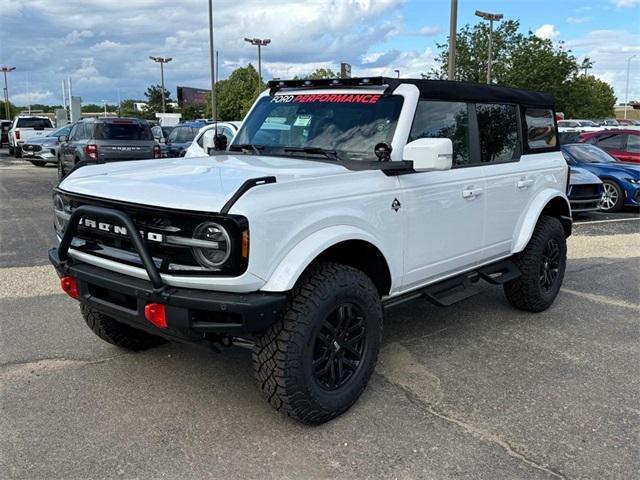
[23,144,43,152]
[63,193,249,277]
[570,184,602,197]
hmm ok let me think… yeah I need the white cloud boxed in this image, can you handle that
[611,0,640,7]
[418,26,442,36]
[566,16,590,24]
[12,90,56,105]
[565,29,640,102]
[535,24,560,40]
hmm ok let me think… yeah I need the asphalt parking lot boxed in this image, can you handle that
[1,149,638,480]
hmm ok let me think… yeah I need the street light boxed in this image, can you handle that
[149,56,172,113]
[624,54,637,120]
[448,0,458,80]
[394,69,400,79]
[208,0,216,120]
[244,37,271,86]
[1,66,16,120]
[475,10,503,84]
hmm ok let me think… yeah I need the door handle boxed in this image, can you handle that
[463,187,483,199]
[517,179,534,189]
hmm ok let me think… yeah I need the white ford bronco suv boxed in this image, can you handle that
[49,77,571,424]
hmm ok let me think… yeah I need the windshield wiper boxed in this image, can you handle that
[283,147,340,161]
[229,143,263,155]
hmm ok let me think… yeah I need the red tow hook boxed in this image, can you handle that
[144,303,167,329]
[60,276,79,299]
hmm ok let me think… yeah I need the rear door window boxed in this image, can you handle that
[409,100,472,167]
[597,134,626,150]
[525,108,557,149]
[627,135,639,153]
[94,122,153,141]
[476,103,520,163]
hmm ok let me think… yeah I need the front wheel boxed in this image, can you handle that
[253,262,383,424]
[14,146,22,158]
[600,180,623,212]
[504,216,567,312]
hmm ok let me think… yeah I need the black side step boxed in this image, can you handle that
[383,260,521,310]
[477,260,521,285]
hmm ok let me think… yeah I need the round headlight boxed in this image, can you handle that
[191,222,231,268]
[53,194,69,234]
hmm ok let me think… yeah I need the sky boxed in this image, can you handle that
[0,0,639,106]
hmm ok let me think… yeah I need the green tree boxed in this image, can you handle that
[208,64,264,120]
[119,99,141,117]
[180,102,206,121]
[564,76,616,118]
[0,101,20,119]
[143,84,173,119]
[429,19,615,117]
[299,68,339,80]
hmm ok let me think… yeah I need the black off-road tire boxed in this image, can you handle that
[30,160,46,167]
[15,146,22,158]
[9,146,14,156]
[504,215,567,312]
[81,304,166,351]
[253,262,383,424]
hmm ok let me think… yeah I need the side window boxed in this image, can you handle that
[68,124,79,141]
[525,108,557,149]
[476,103,519,163]
[409,100,471,166]
[597,134,625,150]
[627,135,639,153]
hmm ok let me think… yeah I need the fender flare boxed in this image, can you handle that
[512,190,571,254]
[260,225,395,293]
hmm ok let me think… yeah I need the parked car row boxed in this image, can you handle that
[558,118,640,134]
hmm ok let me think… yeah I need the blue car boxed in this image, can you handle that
[159,123,203,158]
[561,143,640,212]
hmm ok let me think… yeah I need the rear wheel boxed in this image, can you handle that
[15,146,22,158]
[504,216,567,312]
[81,305,166,351]
[600,180,623,212]
[30,160,46,167]
[253,262,383,424]
[8,146,14,156]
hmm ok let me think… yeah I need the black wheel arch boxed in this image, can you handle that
[541,196,572,238]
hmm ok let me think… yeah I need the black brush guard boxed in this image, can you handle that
[49,205,287,339]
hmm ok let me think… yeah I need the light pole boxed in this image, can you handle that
[475,10,503,84]
[624,54,637,120]
[394,69,400,79]
[149,56,172,113]
[244,38,271,86]
[102,100,107,117]
[208,0,216,120]
[1,66,16,120]
[448,0,458,80]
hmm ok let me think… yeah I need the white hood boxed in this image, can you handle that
[59,154,349,212]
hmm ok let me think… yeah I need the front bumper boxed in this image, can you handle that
[49,248,287,340]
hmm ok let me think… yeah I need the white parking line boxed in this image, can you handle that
[574,217,640,225]
[561,288,640,310]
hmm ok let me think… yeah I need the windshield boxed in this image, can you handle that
[232,93,404,161]
[94,122,153,141]
[578,121,597,127]
[51,124,72,137]
[16,117,53,129]
[564,144,617,163]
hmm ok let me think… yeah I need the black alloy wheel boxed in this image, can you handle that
[539,239,561,292]
[312,303,367,391]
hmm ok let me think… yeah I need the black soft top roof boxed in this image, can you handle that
[268,77,555,108]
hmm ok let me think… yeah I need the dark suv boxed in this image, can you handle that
[58,118,159,179]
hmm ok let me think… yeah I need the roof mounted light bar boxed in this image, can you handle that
[268,77,390,95]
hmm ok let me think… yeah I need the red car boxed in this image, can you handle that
[579,130,640,163]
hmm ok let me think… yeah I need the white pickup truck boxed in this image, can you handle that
[50,77,571,424]
[8,115,55,157]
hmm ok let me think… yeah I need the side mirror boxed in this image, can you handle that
[403,138,453,172]
[59,135,68,143]
[159,138,166,144]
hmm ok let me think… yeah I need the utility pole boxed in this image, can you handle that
[625,54,637,120]
[244,38,271,87]
[447,0,458,80]
[475,10,503,84]
[1,66,16,120]
[149,56,172,113]
[208,0,216,120]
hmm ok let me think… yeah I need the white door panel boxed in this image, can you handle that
[399,167,486,290]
